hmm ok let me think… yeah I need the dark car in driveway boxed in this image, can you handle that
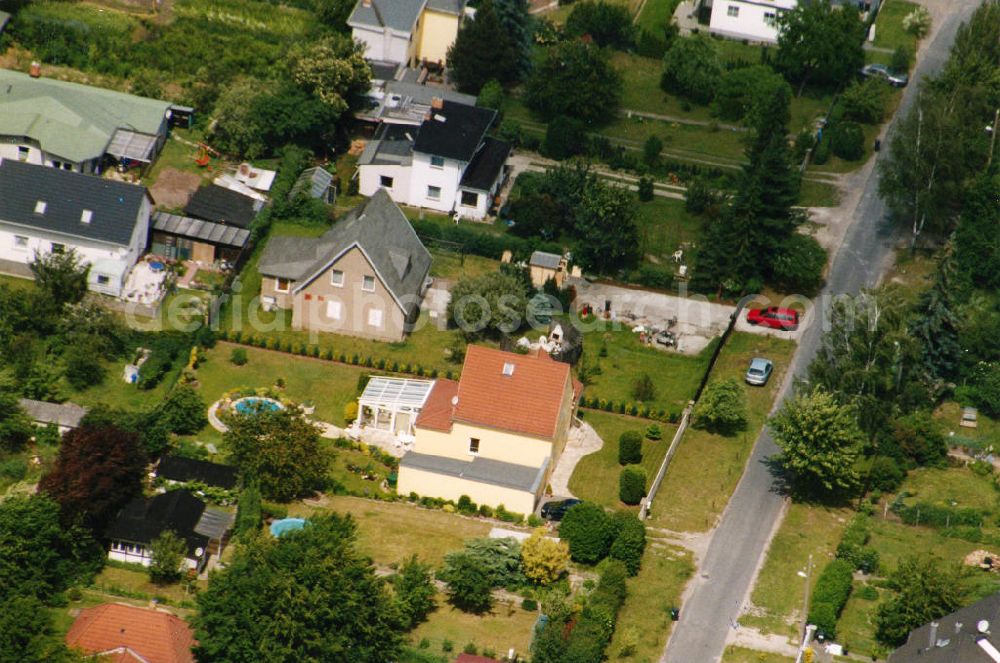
[746,306,799,331]
[860,63,909,87]
[541,498,582,521]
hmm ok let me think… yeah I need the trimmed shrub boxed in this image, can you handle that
[808,558,854,638]
[618,430,643,465]
[619,465,647,505]
[645,424,663,441]
[230,347,248,365]
[559,501,613,564]
[830,121,865,161]
[608,512,646,575]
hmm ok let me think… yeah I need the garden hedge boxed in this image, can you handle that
[618,465,647,505]
[618,431,643,465]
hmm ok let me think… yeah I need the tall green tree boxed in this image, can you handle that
[564,1,635,50]
[910,238,962,389]
[157,384,208,436]
[524,38,622,125]
[774,1,865,91]
[448,270,529,338]
[492,0,533,79]
[0,388,32,453]
[660,35,723,105]
[29,249,89,308]
[447,0,520,93]
[953,174,1000,290]
[573,184,640,274]
[193,514,403,662]
[392,556,436,629]
[874,555,968,646]
[39,425,147,532]
[225,407,328,502]
[693,378,748,435]
[148,530,186,585]
[287,34,371,115]
[437,550,495,613]
[0,595,81,663]
[769,389,864,498]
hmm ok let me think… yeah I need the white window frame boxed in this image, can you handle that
[367,308,383,327]
[13,235,28,251]
[274,277,290,293]
[362,275,376,292]
[430,155,445,169]
[379,175,394,189]
[427,185,441,201]
[460,190,478,208]
[727,5,739,16]
[330,269,344,287]
[96,274,110,285]
[763,11,776,25]
[326,300,342,320]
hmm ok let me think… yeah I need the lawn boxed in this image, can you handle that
[635,195,704,265]
[740,503,854,639]
[329,447,394,498]
[428,248,502,281]
[90,565,205,607]
[571,411,676,508]
[647,331,797,532]
[70,356,181,412]
[143,127,212,192]
[937,401,1000,451]
[873,0,920,53]
[409,596,538,661]
[195,341,367,425]
[798,179,841,207]
[607,543,694,662]
[288,495,494,566]
[579,324,714,414]
[900,465,999,513]
[722,646,795,663]
[635,0,682,33]
[612,52,713,121]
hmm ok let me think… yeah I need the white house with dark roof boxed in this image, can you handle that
[348,0,467,68]
[0,159,151,297]
[358,100,511,220]
[706,0,797,42]
[0,68,177,174]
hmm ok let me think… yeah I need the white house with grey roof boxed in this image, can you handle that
[257,189,432,342]
[0,68,177,174]
[358,100,511,220]
[0,159,152,297]
[348,0,467,68]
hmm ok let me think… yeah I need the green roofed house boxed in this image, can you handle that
[0,67,177,174]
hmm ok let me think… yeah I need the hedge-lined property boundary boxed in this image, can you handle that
[578,394,683,422]
[216,331,459,380]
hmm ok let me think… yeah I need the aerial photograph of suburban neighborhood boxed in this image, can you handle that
[0,0,998,660]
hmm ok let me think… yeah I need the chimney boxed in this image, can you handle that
[29,61,41,78]
[431,96,444,110]
[929,622,939,650]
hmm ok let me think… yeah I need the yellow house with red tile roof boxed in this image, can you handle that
[397,345,581,515]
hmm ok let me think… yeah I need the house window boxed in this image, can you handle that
[727,5,739,16]
[368,308,383,327]
[13,235,28,250]
[50,243,65,254]
[430,155,445,169]
[362,275,376,292]
[80,209,93,224]
[763,11,776,25]
[380,175,394,188]
[427,185,441,201]
[96,275,110,285]
[17,146,28,161]
[461,191,478,207]
[326,300,342,320]
[274,277,291,293]
[62,162,73,171]
[469,438,480,454]
[331,269,344,287]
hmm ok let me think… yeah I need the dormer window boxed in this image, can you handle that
[80,209,93,224]
[430,155,445,169]
[34,200,47,214]
[502,362,515,376]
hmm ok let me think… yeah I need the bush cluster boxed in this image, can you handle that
[892,500,985,528]
[835,515,879,573]
[807,559,854,638]
[558,504,646,575]
[618,465,647,505]
[618,431,643,465]
[579,395,681,422]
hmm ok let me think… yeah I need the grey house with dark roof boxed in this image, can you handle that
[257,189,432,341]
[359,100,511,220]
[348,0,466,68]
[0,159,152,297]
[887,591,1000,662]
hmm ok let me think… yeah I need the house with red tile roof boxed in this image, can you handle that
[65,603,195,663]
[397,345,581,514]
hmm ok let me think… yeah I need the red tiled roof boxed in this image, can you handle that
[443,345,573,439]
[66,604,195,663]
[414,378,459,431]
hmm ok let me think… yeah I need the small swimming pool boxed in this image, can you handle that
[233,396,283,415]
[270,517,307,538]
[149,261,166,272]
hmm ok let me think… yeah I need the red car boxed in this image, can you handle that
[747,307,799,331]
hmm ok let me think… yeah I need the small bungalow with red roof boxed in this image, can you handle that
[65,603,195,663]
[396,345,582,514]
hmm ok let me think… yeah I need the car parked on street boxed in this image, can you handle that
[540,498,581,521]
[745,357,774,386]
[860,63,908,87]
[746,306,800,331]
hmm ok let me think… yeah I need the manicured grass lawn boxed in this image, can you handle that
[196,341,366,425]
[900,465,998,512]
[71,357,180,412]
[607,543,694,662]
[289,496,494,566]
[571,411,676,508]
[835,580,884,656]
[741,503,854,639]
[602,115,749,163]
[613,52,713,121]
[635,196,704,264]
[579,324,714,413]
[722,646,794,663]
[873,0,920,52]
[409,596,538,660]
[428,248,501,281]
[647,332,797,531]
[330,447,394,497]
[90,565,205,606]
[635,0,682,33]
[798,179,841,207]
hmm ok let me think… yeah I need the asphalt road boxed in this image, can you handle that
[660,4,985,661]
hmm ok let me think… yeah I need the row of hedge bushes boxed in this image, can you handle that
[835,514,879,574]
[579,395,682,422]
[409,217,562,264]
[217,329,457,380]
[808,558,855,639]
[891,498,986,528]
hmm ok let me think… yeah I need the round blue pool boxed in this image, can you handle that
[270,517,306,538]
[149,261,166,272]
[233,396,283,415]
